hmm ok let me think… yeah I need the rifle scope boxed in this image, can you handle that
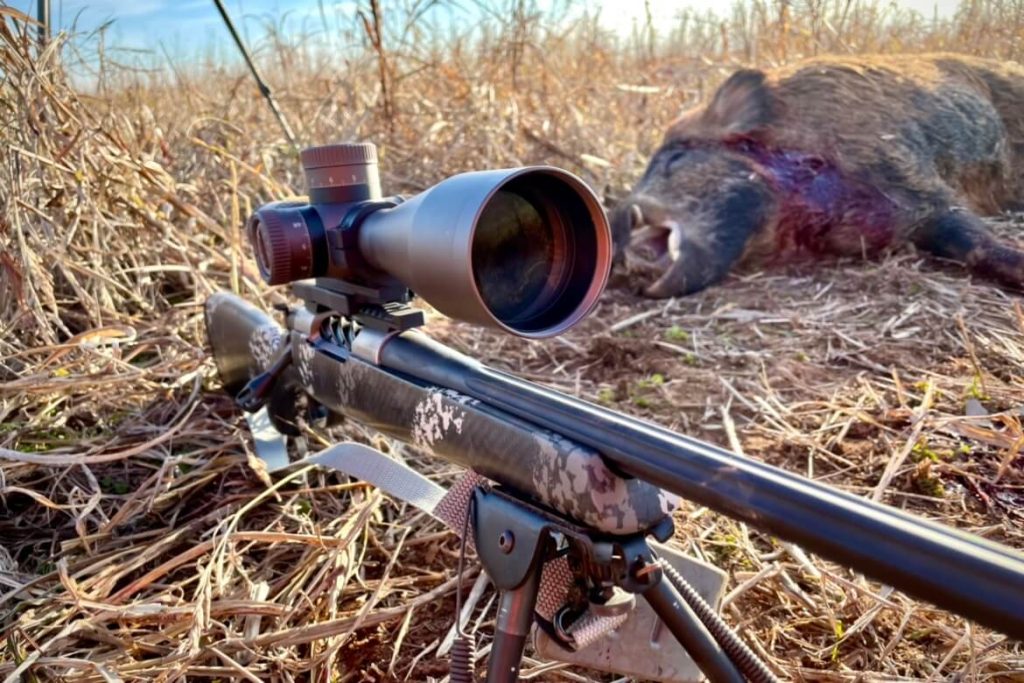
[247,143,611,338]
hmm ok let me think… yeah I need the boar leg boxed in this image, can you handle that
[912,207,1024,288]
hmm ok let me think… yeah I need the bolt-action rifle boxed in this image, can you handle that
[205,142,1024,683]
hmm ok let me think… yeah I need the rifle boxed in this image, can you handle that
[205,143,1024,682]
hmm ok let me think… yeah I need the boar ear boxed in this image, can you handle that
[704,69,774,135]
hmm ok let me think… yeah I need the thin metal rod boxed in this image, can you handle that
[36,0,50,45]
[643,574,746,683]
[486,568,541,683]
[659,557,778,682]
[210,0,298,150]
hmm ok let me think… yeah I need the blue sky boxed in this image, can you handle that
[9,0,962,65]
[11,0,361,63]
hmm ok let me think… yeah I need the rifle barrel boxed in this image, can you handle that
[380,332,1024,639]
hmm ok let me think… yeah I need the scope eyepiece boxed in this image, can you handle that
[248,202,327,285]
[246,143,612,337]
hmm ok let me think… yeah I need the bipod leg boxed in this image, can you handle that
[621,537,746,683]
[486,561,542,682]
[471,488,552,683]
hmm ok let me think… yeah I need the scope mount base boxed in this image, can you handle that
[292,278,424,333]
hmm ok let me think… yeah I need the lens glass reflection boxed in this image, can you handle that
[473,190,557,323]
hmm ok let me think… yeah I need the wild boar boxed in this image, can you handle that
[610,53,1024,297]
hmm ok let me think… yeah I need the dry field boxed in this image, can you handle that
[2,1,1024,680]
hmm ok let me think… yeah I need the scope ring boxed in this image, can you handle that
[336,198,403,249]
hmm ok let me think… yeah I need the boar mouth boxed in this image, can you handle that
[629,222,678,266]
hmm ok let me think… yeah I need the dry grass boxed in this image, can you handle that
[2,1,1024,680]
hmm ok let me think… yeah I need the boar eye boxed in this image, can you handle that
[661,146,697,175]
[640,142,700,181]
[664,151,687,173]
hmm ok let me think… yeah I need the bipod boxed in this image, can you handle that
[471,487,751,683]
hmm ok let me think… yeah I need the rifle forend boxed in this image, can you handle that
[205,291,1024,640]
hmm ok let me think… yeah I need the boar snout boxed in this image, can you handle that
[614,184,773,298]
[653,185,774,297]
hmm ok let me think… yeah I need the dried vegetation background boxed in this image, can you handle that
[2,0,1024,680]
